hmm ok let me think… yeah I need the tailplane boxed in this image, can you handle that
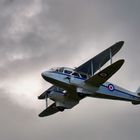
[131,87,140,105]
[136,87,140,96]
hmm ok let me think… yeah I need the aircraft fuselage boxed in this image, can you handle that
[41,67,140,104]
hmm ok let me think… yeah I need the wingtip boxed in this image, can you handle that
[120,59,125,64]
[117,41,124,46]
[117,59,125,66]
[38,113,45,117]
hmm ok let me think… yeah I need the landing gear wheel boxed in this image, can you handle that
[57,107,65,112]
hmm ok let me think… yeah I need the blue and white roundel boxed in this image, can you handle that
[108,84,115,91]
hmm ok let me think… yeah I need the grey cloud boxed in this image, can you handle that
[0,0,140,140]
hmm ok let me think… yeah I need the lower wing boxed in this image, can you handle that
[39,103,59,117]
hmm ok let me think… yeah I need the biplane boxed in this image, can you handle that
[38,41,140,117]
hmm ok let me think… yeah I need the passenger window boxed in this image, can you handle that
[72,72,80,78]
[64,70,72,74]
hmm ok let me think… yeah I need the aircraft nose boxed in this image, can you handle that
[41,71,50,79]
[41,72,46,78]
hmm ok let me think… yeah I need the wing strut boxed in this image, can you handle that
[110,48,113,65]
[91,60,94,76]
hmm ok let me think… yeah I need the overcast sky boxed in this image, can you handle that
[0,0,140,140]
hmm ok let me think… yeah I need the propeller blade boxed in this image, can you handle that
[45,94,48,108]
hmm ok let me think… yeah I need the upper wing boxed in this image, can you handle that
[75,41,124,75]
[39,103,59,117]
[85,59,124,87]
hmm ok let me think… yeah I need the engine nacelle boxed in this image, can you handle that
[49,91,64,101]
[39,89,79,109]
[55,99,79,109]
[49,91,79,109]
[38,86,64,100]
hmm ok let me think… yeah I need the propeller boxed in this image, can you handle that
[38,88,53,108]
[45,93,48,108]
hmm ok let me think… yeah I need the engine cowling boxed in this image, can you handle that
[49,91,79,109]
[49,91,65,101]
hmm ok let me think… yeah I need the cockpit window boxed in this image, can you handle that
[59,68,64,73]
[64,70,73,74]
[50,68,56,71]
[72,72,80,78]
[50,68,59,72]
[50,67,64,73]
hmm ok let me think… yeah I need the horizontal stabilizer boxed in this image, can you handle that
[39,103,59,117]
[85,59,125,87]
[136,87,140,96]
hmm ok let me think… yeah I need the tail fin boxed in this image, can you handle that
[131,87,140,105]
[136,87,140,96]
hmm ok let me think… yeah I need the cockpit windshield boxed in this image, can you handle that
[49,67,88,79]
[50,67,59,72]
[50,67,72,73]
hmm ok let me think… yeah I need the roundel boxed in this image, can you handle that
[108,84,115,91]
[99,72,108,78]
[99,73,107,77]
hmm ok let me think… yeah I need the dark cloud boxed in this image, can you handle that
[0,0,140,140]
